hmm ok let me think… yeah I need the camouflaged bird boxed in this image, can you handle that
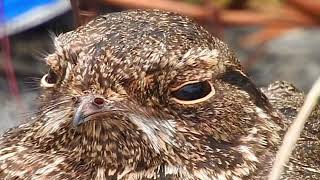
[261,81,320,179]
[0,10,318,179]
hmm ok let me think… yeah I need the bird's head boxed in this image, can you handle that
[36,10,282,177]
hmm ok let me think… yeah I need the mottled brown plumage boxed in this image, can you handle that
[262,81,320,179]
[0,10,318,179]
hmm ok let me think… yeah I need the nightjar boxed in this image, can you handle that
[0,10,318,179]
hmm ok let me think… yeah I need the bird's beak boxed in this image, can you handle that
[73,95,108,127]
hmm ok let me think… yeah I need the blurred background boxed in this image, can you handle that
[0,0,319,132]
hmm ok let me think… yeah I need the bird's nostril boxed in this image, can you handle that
[92,97,105,107]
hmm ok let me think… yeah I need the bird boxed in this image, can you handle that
[261,81,320,179]
[0,9,318,179]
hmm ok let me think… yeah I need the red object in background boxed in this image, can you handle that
[1,37,21,101]
[0,0,21,101]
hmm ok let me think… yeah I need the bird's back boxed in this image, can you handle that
[262,81,320,179]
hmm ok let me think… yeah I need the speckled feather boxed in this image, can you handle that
[0,10,317,180]
[262,81,320,179]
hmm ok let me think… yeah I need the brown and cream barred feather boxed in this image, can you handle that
[0,10,319,180]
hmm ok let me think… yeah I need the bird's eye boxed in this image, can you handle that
[41,70,58,88]
[171,81,215,104]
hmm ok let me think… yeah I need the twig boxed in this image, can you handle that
[0,0,21,102]
[268,76,320,180]
[70,0,99,27]
[70,0,80,27]
[104,0,209,19]
[287,0,320,18]
[240,22,296,47]
[103,0,319,27]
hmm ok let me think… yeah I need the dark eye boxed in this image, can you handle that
[46,70,58,84]
[41,70,58,88]
[171,81,215,104]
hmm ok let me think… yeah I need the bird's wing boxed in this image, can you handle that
[261,81,320,179]
[0,124,90,179]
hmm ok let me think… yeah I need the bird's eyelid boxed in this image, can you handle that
[170,80,204,91]
[40,61,73,88]
[234,70,247,77]
[40,69,59,88]
[171,91,215,105]
[41,74,55,88]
